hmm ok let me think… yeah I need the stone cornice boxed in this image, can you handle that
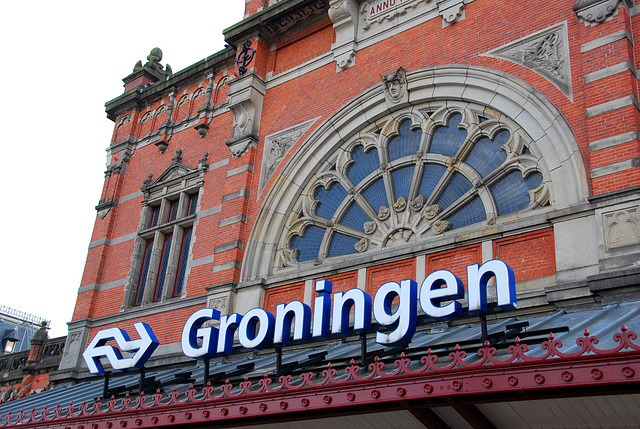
[105,47,236,121]
[224,0,328,45]
[573,0,634,26]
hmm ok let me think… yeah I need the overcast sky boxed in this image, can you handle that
[0,1,245,337]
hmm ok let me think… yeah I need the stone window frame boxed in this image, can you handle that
[123,157,207,308]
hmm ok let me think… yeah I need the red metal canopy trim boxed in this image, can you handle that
[3,326,640,428]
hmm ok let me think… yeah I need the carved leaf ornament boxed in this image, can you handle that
[277,103,550,267]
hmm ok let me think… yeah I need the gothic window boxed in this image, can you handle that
[125,151,208,307]
[277,103,550,266]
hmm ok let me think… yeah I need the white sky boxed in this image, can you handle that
[0,1,246,337]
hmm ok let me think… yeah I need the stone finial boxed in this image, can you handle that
[31,321,49,345]
[132,47,173,80]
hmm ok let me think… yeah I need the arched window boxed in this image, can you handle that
[277,103,550,266]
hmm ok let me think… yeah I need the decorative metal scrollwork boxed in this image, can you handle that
[235,41,256,76]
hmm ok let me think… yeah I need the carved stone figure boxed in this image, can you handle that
[381,67,407,104]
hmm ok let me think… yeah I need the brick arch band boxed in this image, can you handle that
[241,65,589,283]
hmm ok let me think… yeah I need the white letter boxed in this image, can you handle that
[467,260,516,314]
[312,280,332,339]
[419,270,464,319]
[332,288,372,336]
[217,313,242,355]
[274,301,311,346]
[373,279,417,346]
[238,308,275,349]
[181,308,220,359]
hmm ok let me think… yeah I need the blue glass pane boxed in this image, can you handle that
[465,131,509,178]
[136,240,154,306]
[327,233,359,258]
[391,165,415,200]
[169,201,179,222]
[154,234,173,302]
[361,178,389,213]
[346,145,379,186]
[315,182,348,220]
[436,173,473,210]
[447,197,486,229]
[526,172,543,190]
[388,119,422,162]
[150,207,160,228]
[490,170,542,216]
[188,194,198,216]
[174,228,192,296]
[418,164,447,200]
[290,225,326,262]
[340,202,371,232]
[430,113,467,156]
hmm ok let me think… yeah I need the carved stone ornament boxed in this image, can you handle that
[132,47,172,80]
[364,221,377,234]
[437,0,465,26]
[482,22,572,99]
[422,204,442,220]
[360,0,426,30]
[604,207,640,250]
[432,219,451,235]
[354,238,369,253]
[209,298,227,311]
[381,67,408,105]
[276,246,299,268]
[410,195,426,212]
[329,0,359,71]
[573,0,633,26]
[393,196,407,212]
[225,72,266,157]
[259,117,319,193]
[378,206,391,220]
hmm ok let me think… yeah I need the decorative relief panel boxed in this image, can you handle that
[482,22,572,99]
[604,206,640,251]
[360,0,430,30]
[259,117,320,194]
[275,101,550,268]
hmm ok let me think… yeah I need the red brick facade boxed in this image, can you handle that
[53,0,640,383]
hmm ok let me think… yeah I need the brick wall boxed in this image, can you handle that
[493,229,556,281]
[263,283,305,314]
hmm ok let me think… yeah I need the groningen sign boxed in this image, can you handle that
[83,260,516,374]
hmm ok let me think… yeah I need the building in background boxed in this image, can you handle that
[0,307,46,356]
[2,0,640,427]
[0,308,65,402]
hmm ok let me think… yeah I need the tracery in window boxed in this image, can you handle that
[277,103,550,266]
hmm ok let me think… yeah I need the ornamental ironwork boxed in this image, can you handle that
[235,41,256,76]
[2,326,640,427]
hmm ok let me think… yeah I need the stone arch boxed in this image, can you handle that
[241,65,588,283]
